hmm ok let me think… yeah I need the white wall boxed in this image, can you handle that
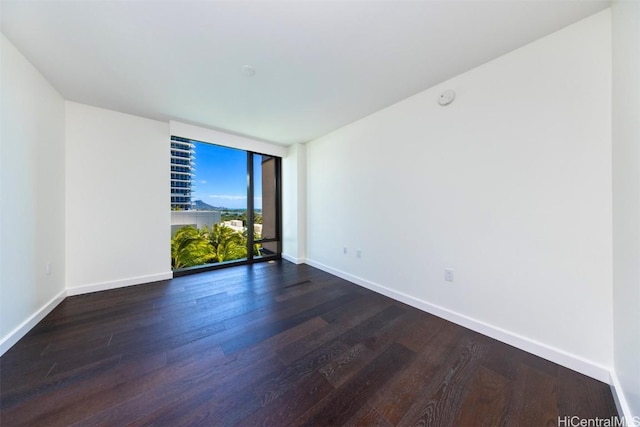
[65,102,171,294]
[306,11,613,379]
[0,34,66,352]
[282,143,307,263]
[612,0,640,420]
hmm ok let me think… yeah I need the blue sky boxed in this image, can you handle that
[191,142,262,209]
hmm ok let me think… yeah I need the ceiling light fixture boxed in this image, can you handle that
[438,89,456,106]
[242,65,256,77]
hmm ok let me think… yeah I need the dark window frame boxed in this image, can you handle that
[172,139,282,277]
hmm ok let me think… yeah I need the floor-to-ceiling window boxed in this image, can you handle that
[170,136,281,274]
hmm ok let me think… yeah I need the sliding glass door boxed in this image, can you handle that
[170,136,281,274]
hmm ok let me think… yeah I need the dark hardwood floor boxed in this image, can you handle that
[0,261,618,426]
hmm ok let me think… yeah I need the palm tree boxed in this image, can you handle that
[171,226,215,269]
[242,228,263,257]
[201,223,247,262]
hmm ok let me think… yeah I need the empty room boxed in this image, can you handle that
[1,0,638,426]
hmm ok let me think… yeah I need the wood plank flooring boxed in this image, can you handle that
[0,261,618,426]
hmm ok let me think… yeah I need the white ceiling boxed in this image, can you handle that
[1,0,610,146]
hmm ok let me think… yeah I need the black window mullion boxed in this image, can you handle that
[247,152,254,263]
[276,156,283,255]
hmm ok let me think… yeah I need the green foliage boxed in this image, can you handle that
[172,221,268,269]
[201,223,248,263]
[253,243,263,257]
[171,226,215,269]
[241,228,262,257]
[221,211,246,223]
[220,210,262,224]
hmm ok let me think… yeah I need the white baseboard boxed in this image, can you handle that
[304,258,612,384]
[282,253,306,265]
[1,272,174,356]
[0,288,67,356]
[66,271,174,296]
[610,371,636,424]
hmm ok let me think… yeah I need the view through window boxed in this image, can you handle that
[170,136,281,271]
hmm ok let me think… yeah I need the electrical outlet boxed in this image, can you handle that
[356,249,362,258]
[46,262,52,275]
[444,268,454,282]
[343,247,348,255]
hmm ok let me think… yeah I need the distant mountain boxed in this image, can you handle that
[193,200,221,210]
[192,200,258,212]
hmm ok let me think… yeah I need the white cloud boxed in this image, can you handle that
[199,180,207,184]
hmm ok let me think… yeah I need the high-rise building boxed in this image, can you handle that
[170,136,195,210]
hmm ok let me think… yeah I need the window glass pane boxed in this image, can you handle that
[254,153,277,241]
[253,153,279,259]
[170,137,248,269]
